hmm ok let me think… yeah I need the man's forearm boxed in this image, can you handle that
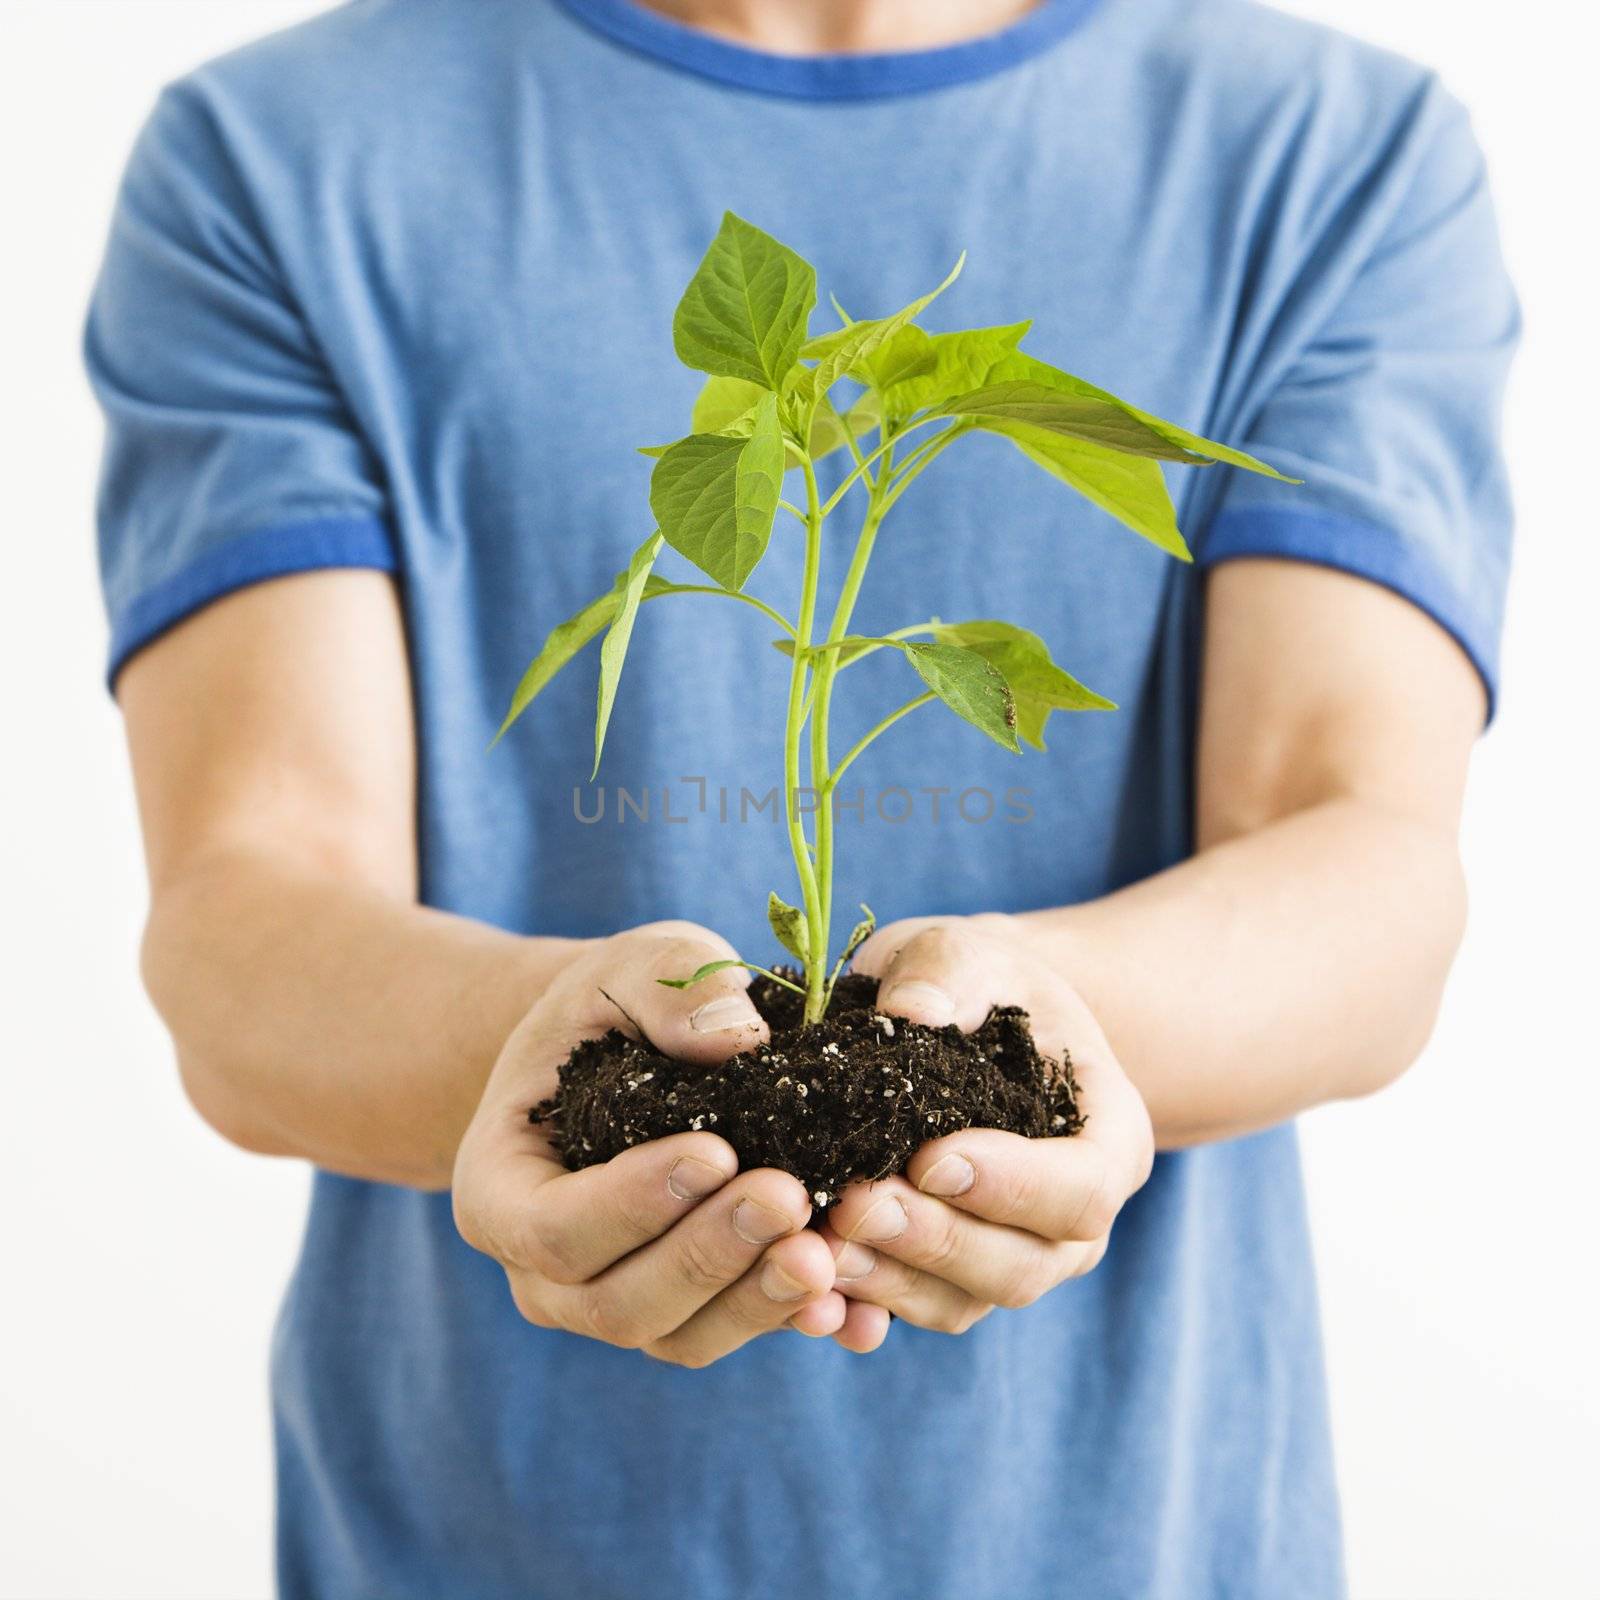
[142,846,581,1187]
[1018,796,1467,1148]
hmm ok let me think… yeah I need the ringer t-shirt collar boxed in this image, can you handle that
[549,0,1105,99]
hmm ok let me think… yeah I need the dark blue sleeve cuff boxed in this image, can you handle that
[106,514,398,691]
[1198,507,1502,723]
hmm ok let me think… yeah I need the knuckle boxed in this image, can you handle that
[676,1229,738,1296]
[520,1211,588,1286]
[1066,1145,1119,1240]
[1072,1235,1111,1278]
[951,1301,993,1335]
[645,1338,713,1371]
[579,1287,646,1350]
[992,1255,1049,1311]
[451,1188,489,1255]
[906,922,977,964]
[915,1205,965,1276]
[979,1160,1034,1228]
[508,1276,553,1329]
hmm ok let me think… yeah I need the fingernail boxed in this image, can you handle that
[880,980,955,1024]
[733,1198,795,1244]
[919,1154,975,1198]
[848,1196,908,1243]
[761,1260,811,1301]
[834,1241,877,1280]
[690,995,759,1033]
[667,1156,727,1202]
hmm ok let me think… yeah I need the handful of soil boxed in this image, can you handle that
[531,970,1083,1206]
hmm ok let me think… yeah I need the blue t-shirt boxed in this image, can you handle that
[86,1,1517,1595]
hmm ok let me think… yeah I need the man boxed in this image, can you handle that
[87,0,1515,1594]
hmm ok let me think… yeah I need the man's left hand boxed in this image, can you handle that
[819,916,1154,1341]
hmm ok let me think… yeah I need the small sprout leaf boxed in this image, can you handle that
[767,891,811,963]
[657,959,751,990]
[843,904,876,963]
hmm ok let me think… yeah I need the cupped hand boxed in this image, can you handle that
[819,915,1154,1338]
[452,921,850,1367]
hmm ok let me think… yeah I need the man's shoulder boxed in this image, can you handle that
[160,0,541,144]
[1135,0,1447,132]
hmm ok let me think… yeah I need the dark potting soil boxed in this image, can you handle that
[531,970,1083,1206]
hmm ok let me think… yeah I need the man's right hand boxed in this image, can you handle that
[452,922,847,1367]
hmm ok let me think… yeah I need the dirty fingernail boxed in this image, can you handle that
[690,995,759,1033]
[848,1196,908,1243]
[733,1198,795,1244]
[834,1241,877,1280]
[919,1154,976,1198]
[761,1260,811,1301]
[667,1156,727,1202]
[880,980,955,1024]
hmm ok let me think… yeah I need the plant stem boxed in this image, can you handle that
[818,413,948,519]
[787,456,828,1022]
[803,418,900,1021]
[644,584,797,637]
[879,421,973,516]
[825,691,935,790]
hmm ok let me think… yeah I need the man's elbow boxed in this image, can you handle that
[139,892,291,1159]
[171,1047,292,1156]
[1343,843,1470,1101]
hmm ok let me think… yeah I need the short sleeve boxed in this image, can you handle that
[86,86,396,688]
[1196,91,1519,719]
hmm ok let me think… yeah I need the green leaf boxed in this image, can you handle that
[930,619,1114,750]
[798,253,965,399]
[808,389,880,462]
[878,322,1030,414]
[937,378,1214,463]
[841,903,876,963]
[769,632,883,666]
[684,372,870,465]
[991,419,1191,560]
[497,590,618,743]
[656,959,751,990]
[902,640,1020,753]
[650,392,786,590]
[593,533,664,777]
[673,212,817,390]
[767,891,811,963]
[944,356,1294,478]
[690,374,767,436]
[860,325,938,392]
[657,959,807,996]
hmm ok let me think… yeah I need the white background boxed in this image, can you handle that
[1,2,1595,1596]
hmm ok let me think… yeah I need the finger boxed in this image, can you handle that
[830,1300,893,1354]
[821,1229,990,1333]
[603,933,772,1065]
[646,1229,837,1368]
[829,1175,1076,1310]
[866,923,1004,1031]
[477,1129,739,1283]
[543,1167,812,1348]
[851,917,944,979]
[789,1291,849,1339]
[904,1127,1123,1243]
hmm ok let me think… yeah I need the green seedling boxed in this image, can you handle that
[499,213,1290,1024]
